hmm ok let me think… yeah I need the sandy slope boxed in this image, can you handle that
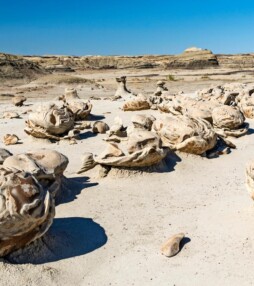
[0,74,254,286]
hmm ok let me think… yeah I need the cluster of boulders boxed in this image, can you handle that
[118,78,251,153]
[2,75,254,259]
[24,88,92,141]
[78,114,168,176]
[0,149,68,256]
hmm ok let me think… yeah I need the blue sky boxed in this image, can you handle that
[1,0,254,55]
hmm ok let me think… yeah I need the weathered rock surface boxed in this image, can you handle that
[212,106,248,138]
[92,121,109,134]
[3,150,69,200]
[153,115,217,155]
[25,103,74,140]
[0,169,55,257]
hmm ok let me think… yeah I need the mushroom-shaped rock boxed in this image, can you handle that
[161,233,185,257]
[212,105,248,137]
[154,80,168,96]
[3,134,19,145]
[25,103,74,140]
[3,150,69,199]
[153,115,217,155]
[0,169,55,256]
[64,88,80,100]
[12,96,27,107]
[92,121,109,134]
[115,76,135,97]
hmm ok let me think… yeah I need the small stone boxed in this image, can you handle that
[12,96,27,107]
[69,138,77,145]
[161,233,185,257]
[3,112,19,119]
[92,121,109,134]
[3,134,19,145]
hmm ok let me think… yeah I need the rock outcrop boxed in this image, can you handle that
[0,53,46,81]
[166,47,219,69]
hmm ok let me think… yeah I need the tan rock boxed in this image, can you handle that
[0,169,55,257]
[77,153,98,173]
[25,103,74,140]
[127,131,161,154]
[3,134,19,145]
[131,114,156,131]
[238,95,254,119]
[12,96,27,107]
[123,99,150,111]
[64,88,80,100]
[98,143,125,160]
[212,105,248,137]
[153,115,217,155]
[3,150,69,200]
[3,112,20,119]
[161,233,185,257]
[92,121,109,134]
[65,100,92,120]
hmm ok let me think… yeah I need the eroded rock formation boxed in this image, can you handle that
[0,169,55,256]
[3,150,69,200]
[152,115,217,155]
[114,76,136,98]
[212,105,248,137]
[25,103,75,140]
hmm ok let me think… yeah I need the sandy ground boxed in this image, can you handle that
[0,69,254,285]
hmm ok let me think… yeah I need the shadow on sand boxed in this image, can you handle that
[7,217,107,265]
[55,176,98,206]
[179,236,191,253]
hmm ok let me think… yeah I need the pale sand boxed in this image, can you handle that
[0,69,254,286]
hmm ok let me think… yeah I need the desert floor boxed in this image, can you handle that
[1,68,254,286]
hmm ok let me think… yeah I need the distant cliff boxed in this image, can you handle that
[23,48,219,70]
[1,48,254,81]
[0,53,47,81]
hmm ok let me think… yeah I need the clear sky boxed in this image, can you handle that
[1,0,254,56]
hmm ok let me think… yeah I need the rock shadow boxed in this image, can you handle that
[179,236,191,252]
[164,150,182,172]
[79,131,97,140]
[56,176,98,205]
[6,217,107,265]
[87,114,105,121]
[247,127,254,135]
